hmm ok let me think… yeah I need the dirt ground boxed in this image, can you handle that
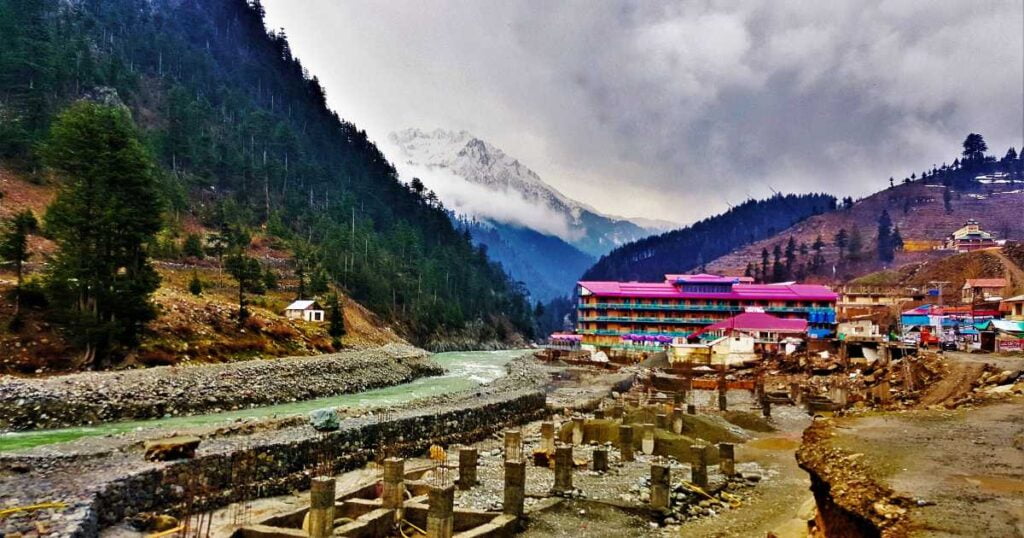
[830,395,1024,537]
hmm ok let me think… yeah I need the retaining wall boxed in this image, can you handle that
[37,389,547,537]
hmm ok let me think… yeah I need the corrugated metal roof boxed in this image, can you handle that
[578,279,836,301]
[285,300,319,310]
[702,312,808,333]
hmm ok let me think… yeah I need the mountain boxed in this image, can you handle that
[387,128,659,257]
[459,219,595,303]
[582,194,837,282]
[703,138,1024,282]
[0,0,534,347]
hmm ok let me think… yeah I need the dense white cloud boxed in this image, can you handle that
[263,0,1023,223]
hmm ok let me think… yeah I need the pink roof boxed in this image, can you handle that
[665,273,740,284]
[578,280,836,302]
[702,312,808,333]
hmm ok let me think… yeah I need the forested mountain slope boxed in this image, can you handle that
[582,194,836,282]
[0,0,533,347]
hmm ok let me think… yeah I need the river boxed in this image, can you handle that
[0,349,529,453]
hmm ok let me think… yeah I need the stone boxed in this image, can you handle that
[308,408,339,431]
[143,436,200,461]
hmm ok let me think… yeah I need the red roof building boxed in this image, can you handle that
[576,274,836,354]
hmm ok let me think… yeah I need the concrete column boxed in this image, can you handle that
[690,445,708,488]
[540,422,555,454]
[382,458,405,510]
[594,408,605,419]
[503,460,526,518]
[762,398,772,418]
[718,443,735,478]
[673,392,685,408]
[504,430,522,462]
[789,382,801,404]
[671,407,683,434]
[650,463,671,511]
[718,392,728,411]
[572,417,585,445]
[426,484,455,538]
[592,447,608,472]
[458,448,478,490]
[308,476,335,538]
[655,413,668,430]
[687,403,697,415]
[553,445,573,493]
[618,425,634,462]
[641,423,655,455]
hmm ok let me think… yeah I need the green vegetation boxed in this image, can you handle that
[0,208,37,318]
[0,0,533,355]
[42,102,164,367]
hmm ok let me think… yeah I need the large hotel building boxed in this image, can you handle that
[576,274,838,353]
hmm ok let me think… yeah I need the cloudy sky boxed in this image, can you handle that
[262,1,1024,224]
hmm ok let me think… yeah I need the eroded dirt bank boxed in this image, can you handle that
[798,394,1024,537]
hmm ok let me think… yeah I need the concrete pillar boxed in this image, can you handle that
[718,443,735,478]
[571,417,585,446]
[618,425,634,462]
[592,447,608,472]
[671,407,683,434]
[503,460,526,518]
[673,391,685,408]
[650,463,671,511]
[382,458,405,510]
[655,413,668,430]
[612,403,624,420]
[308,476,335,538]
[789,382,801,404]
[690,445,708,488]
[458,448,477,490]
[553,445,573,493]
[504,430,522,462]
[762,398,772,418]
[641,423,655,455]
[540,422,555,454]
[426,484,455,538]
[687,403,697,415]
[594,408,605,419]
[718,392,728,411]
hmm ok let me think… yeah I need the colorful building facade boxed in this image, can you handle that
[576,274,837,353]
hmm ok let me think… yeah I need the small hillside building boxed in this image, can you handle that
[1001,295,1024,321]
[944,219,997,252]
[285,300,325,322]
[961,278,1008,304]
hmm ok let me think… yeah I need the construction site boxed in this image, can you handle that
[1,343,1021,538]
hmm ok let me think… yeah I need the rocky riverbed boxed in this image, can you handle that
[0,344,438,430]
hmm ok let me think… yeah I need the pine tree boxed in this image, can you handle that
[847,226,864,260]
[834,229,849,259]
[943,186,952,213]
[771,244,785,282]
[0,209,37,317]
[784,236,797,273]
[892,225,904,252]
[328,293,345,342]
[188,271,203,295]
[877,210,894,262]
[43,102,163,367]
[760,248,770,283]
[225,249,263,323]
[811,234,826,271]
[183,233,204,259]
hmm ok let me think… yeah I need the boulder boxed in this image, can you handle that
[309,408,339,431]
[143,436,201,461]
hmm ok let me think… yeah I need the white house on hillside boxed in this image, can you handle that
[284,300,325,322]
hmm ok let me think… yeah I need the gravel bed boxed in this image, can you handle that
[0,344,436,430]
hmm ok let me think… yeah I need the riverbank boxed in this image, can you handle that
[0,353,550,537]
[0,344,437,431]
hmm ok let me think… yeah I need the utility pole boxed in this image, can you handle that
[929,281,950,348]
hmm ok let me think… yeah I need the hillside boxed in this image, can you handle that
[0,0,534,357]
[581,194,836,283]
[705,180,1024,282]
[0,166,406,375]
[851,246,1024,304]
[461,219,594,303]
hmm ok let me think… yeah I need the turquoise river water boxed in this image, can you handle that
[0,349,529,453]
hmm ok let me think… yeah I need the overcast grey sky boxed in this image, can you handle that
[263,1,1024,223]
